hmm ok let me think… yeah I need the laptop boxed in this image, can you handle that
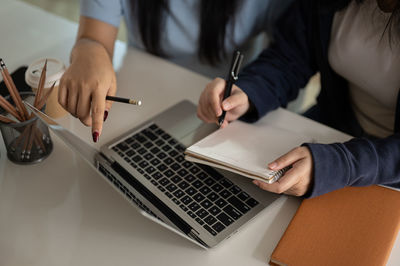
[25,100,279,248]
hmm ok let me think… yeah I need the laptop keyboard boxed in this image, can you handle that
[111,123,259,236]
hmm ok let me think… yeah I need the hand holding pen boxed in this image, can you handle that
[197,51,249,129]
[218,51,244,126]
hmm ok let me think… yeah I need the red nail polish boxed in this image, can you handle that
[92,131,99,143]
[104,110,109,121]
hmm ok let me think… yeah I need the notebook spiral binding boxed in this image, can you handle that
[268,166,292,184]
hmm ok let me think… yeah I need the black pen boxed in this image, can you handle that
[106,95,142,106]
[218,50,244,126]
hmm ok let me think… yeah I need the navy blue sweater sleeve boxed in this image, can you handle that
[303,134,400,198]
[236,0,317,122]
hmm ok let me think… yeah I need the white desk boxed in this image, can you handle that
[1,1,399,265]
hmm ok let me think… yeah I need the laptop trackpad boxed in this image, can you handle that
[179,122,218,148]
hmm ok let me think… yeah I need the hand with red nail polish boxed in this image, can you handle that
[253,147,313,197]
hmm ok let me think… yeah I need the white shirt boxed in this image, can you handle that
[329,0,400,137]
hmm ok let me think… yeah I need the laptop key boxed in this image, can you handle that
[130,142,140,150]
[188,202,200,212]
[175,144,185,152]
[165,192,173,198]
[177,169,189,177]
[215,199,228,208]
[163,158,174,165]
[219,190,232,199]
[117,142,129,151]
[157,164,167,172]
[246,198,259,208]
[143,130,158,141]
[195,218,205,225]
[212,222,226,233]
[165,170,174,177]
[171,175,182,184]
[157,185,166,192]
[204,215,217,226]
[168,150,178,157]
[150,147,160,154]
[200,200,212,209]
[144,153,154,160]
[181,195,193,205]
[159,178,170,186]
[138,147,147,155]
[180,204,188,212]
[178,181,190,190]
[196,172,207,180]
[193,193,205,202]
[228,196,250,214]
[145,166,156,174]
[182,161,192,168]
[203,225,217,236]
[173,189,184,199]
[170,163,181,171]
[192,180,203,189]
[199,186,211,195]
[157,152,167,159]
[204,178,215,186]
[136,134,146,143]
[237,191,250,201]
[150,158,161,165]
[166,184,177,192]
[161,133,171,140]
[149,124,158,130]
[229,185,242,195]
[139,161,149,168]
[211,183,223,192]
[185,187,197,196]
[155,139,165,146]
[184,174,196,183]
[223,205,242,220]
[190,166,201,174]
[126,149,135,157]
[132,155,142,163]
[187,211,197,219]
[207,192,218,202]
[143,141,153,148]
[176,155,184,162]
[209,206,221,216]
[196,208,209,219]
[152,172,162,180]
[162,145,172,152]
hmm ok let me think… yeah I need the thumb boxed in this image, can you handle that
[221,91,247,111]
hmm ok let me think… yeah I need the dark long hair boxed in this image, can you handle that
[133,0,240,65]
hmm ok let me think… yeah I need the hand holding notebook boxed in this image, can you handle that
[185,112,312,183]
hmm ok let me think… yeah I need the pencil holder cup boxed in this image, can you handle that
[0,92,53,164]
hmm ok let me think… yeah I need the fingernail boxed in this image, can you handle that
[269,162,277,169]
[253,180,259,186]
[222,102,230,110]
[103,110,109,121]
[92,131,99,143]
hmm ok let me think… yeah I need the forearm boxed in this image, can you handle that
[304,134,400,198]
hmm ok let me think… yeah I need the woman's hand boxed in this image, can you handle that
[197,77,250,128]
[253,147,314,196]
[59,39,116,142]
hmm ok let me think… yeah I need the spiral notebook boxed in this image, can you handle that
[184,114,312,183]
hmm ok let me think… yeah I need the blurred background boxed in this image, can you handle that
[19,0,320,113]
[20,0,128,42]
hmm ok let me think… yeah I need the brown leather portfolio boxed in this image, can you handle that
[269,186,400,266]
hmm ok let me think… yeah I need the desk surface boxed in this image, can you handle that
[1,1,399,265]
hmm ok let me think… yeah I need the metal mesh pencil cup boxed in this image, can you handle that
[0,92,53,164]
